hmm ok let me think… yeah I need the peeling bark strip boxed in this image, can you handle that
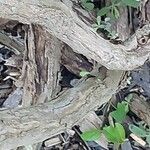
[0,0,150,70]
[20,25,61,106]
[0,70,123,149]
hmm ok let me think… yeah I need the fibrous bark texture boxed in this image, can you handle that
[130,94,150,127]
[0,70,123,149]
[19,24,61,106]
[0,0,150,70]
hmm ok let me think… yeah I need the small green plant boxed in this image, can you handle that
[110,94,132,123]
[80,95,132,147]
[81,0,141,39]
[97,1,120,19]
[92,17,118,39]
[97,0,141,19]
[110,101,129,123]
[81,123,126,145]
[81,122,126,150]
[81,0,141,19]
[92,16,103,31]
[81,0,141,40]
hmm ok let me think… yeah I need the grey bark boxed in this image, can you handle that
[0,0,150,70]
[130,94,150,127]
[13,25,62,149]
[0,0,149,149]
[0,70,123,149]
[0,31,24,54]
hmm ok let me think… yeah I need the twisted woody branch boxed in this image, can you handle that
[0,0,150,70]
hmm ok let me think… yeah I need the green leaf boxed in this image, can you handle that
[104,22,111,31]
[81,128,101,141]
[129,124,148,137]
[110,6,116,20]
[84,2,95,11]
[97,7,110,16]
[99,24,106,29]
[96,16,101,25]
[121,0,140,8]
[92,23,99,28]
[110,101,129,123]
[104,17,111,22]
[125,94,133,102]
[92,24,100,31]
[80,71,90,77]
[81,0,88,3]
[103,123,125,143]
[113,6,120,19]
[108,30,118,39]
[93,27,99,31]
[122,101,129,112]
[146,134,150,146]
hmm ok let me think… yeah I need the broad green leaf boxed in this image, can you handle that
[146,134,150,146]
[97,7,110,16]
[80,71,90,77]
[110,101,129,123]
[103,123,125,143]
[81,128,101,141]
[121,0,140,8]
[84,2,94,11]
[129,124,148,137]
